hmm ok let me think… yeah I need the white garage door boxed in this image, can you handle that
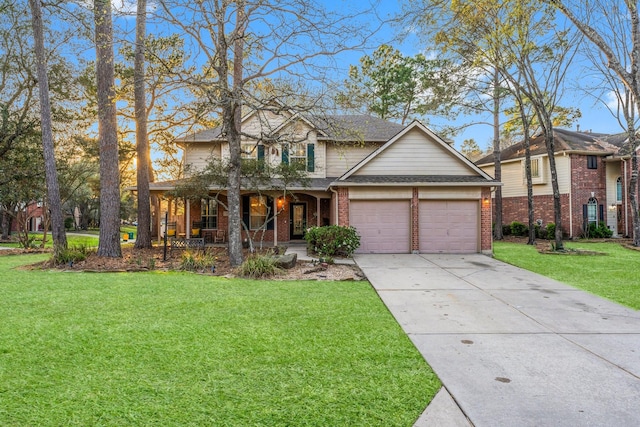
[420,200,478,253]
[350,200,411,253]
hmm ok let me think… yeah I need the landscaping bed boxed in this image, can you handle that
[6,245,364,281]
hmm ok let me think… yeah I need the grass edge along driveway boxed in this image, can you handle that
[0,254,440,426]
[494,241,640,310]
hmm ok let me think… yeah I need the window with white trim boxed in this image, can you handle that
[617,177,622,202]
[250,195,268,230]
[587,197,598,225]
[530,158,540,178]
[522,157,545,184]
[241,143,257,159]
[282,143,314,172]
[290,143,307,168]
[201,199,218,229]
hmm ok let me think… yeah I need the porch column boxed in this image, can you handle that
[316,196,321,226]
[186,199,191,238]
[481,187,493,255]
[273,197,278,247]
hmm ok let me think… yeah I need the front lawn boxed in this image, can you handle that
[0,254,439,426]
[0,233,100,249]
[494,241,640,310]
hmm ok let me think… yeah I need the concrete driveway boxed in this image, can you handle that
[354,253,640,427]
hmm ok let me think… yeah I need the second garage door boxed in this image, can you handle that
[420,200,478,253]
[350,200,410,253]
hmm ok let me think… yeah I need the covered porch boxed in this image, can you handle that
[151,188,334,247]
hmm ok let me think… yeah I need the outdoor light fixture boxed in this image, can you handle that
[482,197,490,205]
[609,204,617,211]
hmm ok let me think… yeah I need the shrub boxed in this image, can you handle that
[534,224,542,239]
[586,222,613,238]
[304,225,360,258]
[237,254,282,279]
[501,224,512,236]
[180,250,216,272]
[546,223,556,240]
[54,244,93,265]
[510,221,528,237]
[64,217,74,230]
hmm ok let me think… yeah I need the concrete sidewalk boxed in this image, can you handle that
[355,253,640,427]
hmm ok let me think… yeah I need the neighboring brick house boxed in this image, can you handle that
[9,201,45,233]
[476,128,634,238]
[148,106,500,254]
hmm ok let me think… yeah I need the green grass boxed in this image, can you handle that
[0,233,100,249]
[494,241,640,310]
[0,254,439,426]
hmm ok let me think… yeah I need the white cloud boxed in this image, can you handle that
[73,0,156,17]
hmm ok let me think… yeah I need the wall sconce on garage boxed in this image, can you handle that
[277,197,284,208]
[482,197,490,206]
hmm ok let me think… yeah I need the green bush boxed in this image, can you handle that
[586,222,613,238]
[180,250,216,272]
[546,223,556,240]
[64,217,74,230]
[510,221,528,237]
[304,225,360,258]
[501,224,512,236]
[534,224,543,239]
[237,254,282,279]
[54,244,93,265]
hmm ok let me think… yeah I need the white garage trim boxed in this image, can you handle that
[420,200,479,253]
[350,200,411,254]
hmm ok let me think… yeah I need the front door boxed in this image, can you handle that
[290,203,307,240]
[617,205,624,235]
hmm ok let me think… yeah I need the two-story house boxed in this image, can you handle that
[476,128,635,238]
[149,106,499,254]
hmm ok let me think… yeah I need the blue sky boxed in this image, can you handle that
[316,0,625,150]
[107,0,624,152]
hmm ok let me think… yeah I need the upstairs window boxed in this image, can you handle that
[530,158,540,178]
[587,155,597,169]
[522,157,545,184]
[282,143,314,172]
[241,143,264,161]
[617,177,622,202]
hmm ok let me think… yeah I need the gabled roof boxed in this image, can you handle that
[475,128,617,166]
[175,112,405,144]
[334,120,498,186]
[312,115,406,142]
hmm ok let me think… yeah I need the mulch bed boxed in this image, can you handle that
[4,245,365,280]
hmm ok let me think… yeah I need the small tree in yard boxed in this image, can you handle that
[172,155,310,253]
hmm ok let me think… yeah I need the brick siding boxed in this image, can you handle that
[411,188,419,252]
[481,187,492,253]
[337,187,349,226]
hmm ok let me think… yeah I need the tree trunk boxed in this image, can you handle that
[492,68,503,240]
[94,0,122,257]
[628,127,640,246]
[542,120,563,250]
[525,132,535,245]
[227,3,246,267]
[514,91,535,245]
[28,0,67,259]
[1,208,10,240]
[133,0,152,249]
